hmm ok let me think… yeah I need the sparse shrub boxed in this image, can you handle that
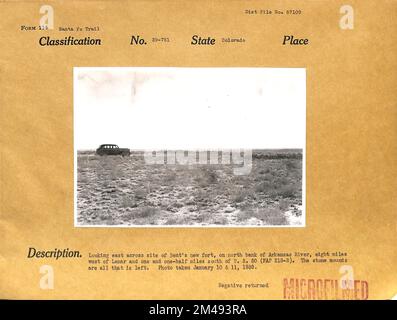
[237,207,288,225]
[173,202,184,209]
[164,171,177,183]
[285,159,299,170]
[134,188,147,200]
[119,181,130,188]
[165,217,179,225]
[255,175,298,198]
[233,191,246,203]
[236,210,252,222]
[213,216,229,225]
[278,199,291,211]
[101,219,119,225]
[263,174,272,181]
[165,215,192,225]
[206,169,218,184]
[110,167,122,179]
[255,181,273,193]
[78,176,89,184]
[195,212,211,223]
[276,176,289,184]
[177,192,186,199]
[276,185,296,198]
[134,206,159,218]
[121,196,137,208]
[123,207,159,221]
[254,208,288,225]
[258,168,271,175]
[261,208,288,225]
[233,194,245,203]
[195,168,218,186]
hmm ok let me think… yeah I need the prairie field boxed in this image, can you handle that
[76,150,303,226]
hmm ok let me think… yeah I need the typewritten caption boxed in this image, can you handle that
[87,250,349,272]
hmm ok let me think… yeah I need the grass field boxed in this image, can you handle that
[76,150,303,226]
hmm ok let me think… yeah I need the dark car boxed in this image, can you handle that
[96,144,130,156]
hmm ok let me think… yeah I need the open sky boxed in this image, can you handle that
[74,67,306,150]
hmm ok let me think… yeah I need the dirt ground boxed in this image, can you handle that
[76,150,303,226]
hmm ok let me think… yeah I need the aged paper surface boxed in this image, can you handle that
[0,0,396,299]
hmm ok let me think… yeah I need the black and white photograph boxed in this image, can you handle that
[74,67,306,227]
